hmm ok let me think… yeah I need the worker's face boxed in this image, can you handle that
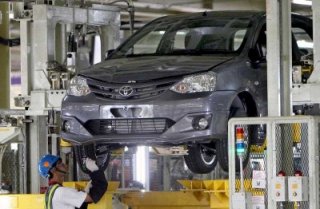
[53,161,68,182]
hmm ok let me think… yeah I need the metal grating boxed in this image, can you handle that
[233,123,268,208]
[85,118,174,135]
[229,117,320,209]
[86,77,180,100]
[275,123,309,209]
[2,145,21,193]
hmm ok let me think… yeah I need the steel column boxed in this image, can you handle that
[162,156,171,191]
[28,116,48,193]
[308,0,320,83]
[0,3,10,108]
[20,19,32,95]
[308,117,319,209]
[267,0,292,117]
[279,0,292,116]
[266,0,281,116]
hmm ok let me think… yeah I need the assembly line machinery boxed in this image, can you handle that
[0,1,121,193]
[1,0,320,209]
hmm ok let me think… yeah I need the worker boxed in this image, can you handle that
[38,154,108,209]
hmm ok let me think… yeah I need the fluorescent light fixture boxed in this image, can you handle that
[10,143,18,151]
[177,31,187,35]
[135,146,147,188]
[9,12,14,19]
[292,0,312,5]
[93,35,101,64]
[297,40,313,49]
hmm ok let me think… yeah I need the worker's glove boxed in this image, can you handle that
[85,158,99,172]
[89,170,108,203]
[84,180,92,193]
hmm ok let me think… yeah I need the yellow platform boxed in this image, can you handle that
[0,180,265,209]
[120,179,265,209]
[121,180,230,209]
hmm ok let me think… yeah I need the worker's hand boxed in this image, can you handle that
[84,180,92,193]
[85,158,99,172]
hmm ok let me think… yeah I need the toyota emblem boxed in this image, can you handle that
[119,86,134,97]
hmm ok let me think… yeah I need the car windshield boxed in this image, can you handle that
[111,15,252,58]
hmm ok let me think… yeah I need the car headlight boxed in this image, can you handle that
[67,76,91,96]
[170,72,217,93]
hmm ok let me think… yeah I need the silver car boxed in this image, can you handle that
[61,11,312,173]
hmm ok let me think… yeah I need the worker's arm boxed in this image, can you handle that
[84,194,93,203]
[84,158,108,203]
[83,180,93,203]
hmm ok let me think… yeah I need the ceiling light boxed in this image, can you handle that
[292,0,312,6]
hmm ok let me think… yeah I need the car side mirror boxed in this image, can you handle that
[106,49,115,59]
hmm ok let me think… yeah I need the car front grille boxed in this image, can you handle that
[85,118,175,135]
[86,77,179,100]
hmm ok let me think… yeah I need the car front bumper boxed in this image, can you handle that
[61,91,236,145]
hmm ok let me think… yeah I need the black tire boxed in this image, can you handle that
[184,142,217,174]
[217,96,252,172]
[73,144,111,174]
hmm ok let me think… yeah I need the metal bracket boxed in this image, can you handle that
[0,37,20,47]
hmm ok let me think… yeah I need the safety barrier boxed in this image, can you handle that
[229,116,320,209]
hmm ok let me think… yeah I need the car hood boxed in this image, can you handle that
[79,55,234,83]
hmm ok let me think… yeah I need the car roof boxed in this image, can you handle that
[153,11,265,22]
[151,10,309,24]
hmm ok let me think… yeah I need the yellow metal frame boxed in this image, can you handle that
[0,180,266,209]
[121,180,266,209]
[121,180,230,209]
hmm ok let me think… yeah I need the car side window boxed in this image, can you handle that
[129,30,165,54]
[253,24,312,63]
[292,27,313,57]
[233,29,247,51]
[292,25,313,81]
[173,29,197,49]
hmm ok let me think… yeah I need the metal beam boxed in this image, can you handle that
[308,0,320,83]
[28,116,48,193]
[280,0,293,116]
[20,19,32,95]
[267,0,292,116]
[267,1,281,116]
[267,3,294,209]
[31,4,120,90]
[212,0,266,11]
[0,3,10,109]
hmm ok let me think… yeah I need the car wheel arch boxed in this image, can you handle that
[237,91,258,117]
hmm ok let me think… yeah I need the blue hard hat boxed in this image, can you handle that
[38,154,61,178]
